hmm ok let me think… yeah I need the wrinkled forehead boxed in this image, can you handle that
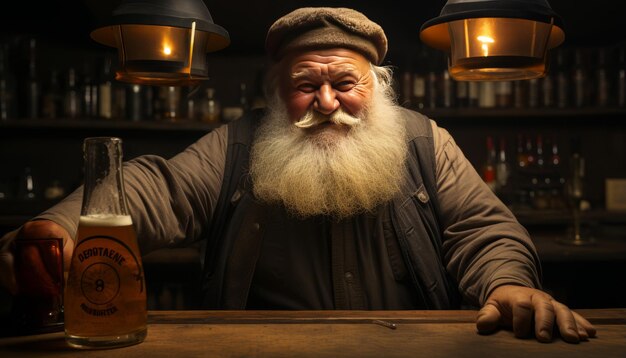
[283,48,372,78]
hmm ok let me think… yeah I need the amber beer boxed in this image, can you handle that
[64,215,146,348]
[65,136,146,349]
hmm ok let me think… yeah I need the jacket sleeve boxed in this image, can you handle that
[431,121,542,306]
[35,125,228,254]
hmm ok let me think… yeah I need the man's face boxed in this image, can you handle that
[278,48,375,138]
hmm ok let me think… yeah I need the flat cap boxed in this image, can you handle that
[265,7,388,65]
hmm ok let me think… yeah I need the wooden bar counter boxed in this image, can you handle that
[1,309,625,357]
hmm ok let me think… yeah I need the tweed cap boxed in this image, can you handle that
[265,7,388,65]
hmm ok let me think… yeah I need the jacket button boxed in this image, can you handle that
[252,223,260,231]
[344,272,354,282]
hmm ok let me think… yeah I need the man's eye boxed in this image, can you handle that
[297,83,316,92]
[335,81,355,91]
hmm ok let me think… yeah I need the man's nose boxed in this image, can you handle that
[313,84,340,115]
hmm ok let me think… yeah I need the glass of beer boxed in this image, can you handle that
[11,237,64,334]
[64,137,147,349]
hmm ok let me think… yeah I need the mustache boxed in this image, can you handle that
[293,109,362,129]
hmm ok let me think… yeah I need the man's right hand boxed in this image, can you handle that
[0,220,74,295]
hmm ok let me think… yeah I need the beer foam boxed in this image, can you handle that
[79,215,133,227]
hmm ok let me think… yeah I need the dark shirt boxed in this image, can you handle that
[247,206,421,309]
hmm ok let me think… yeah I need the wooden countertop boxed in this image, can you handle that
[1,309,624,357]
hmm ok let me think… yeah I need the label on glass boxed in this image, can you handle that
[65,215,146,336]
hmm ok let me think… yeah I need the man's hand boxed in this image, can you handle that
[0,220,74,295]
[476,285,596,343]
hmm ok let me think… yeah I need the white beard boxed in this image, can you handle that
[249,81,407,219]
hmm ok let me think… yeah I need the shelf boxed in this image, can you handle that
[1,107,625,132]
[0,118,222,133]
[513,208,626,226]
[417,107,626,121]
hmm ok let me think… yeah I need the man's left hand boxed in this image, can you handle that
[476,285,596,343]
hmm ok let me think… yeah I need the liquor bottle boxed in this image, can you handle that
[201,87,221,123]
[555,48,570,108]
[425,51,439,109]
[65,137,147,349]
[468,82,479,108]
[483,136,497,192]
[27,38,40,119]
[455,80,469,108]
[98,55,113,119]
[410,47,428,110]
[572,48,588,108]
[618,45,626,107]
[527,78,539,108]
[41,69,62,119]
[82,63,98,118]
[540,73,555,108]
[0,42,16,121]
[594,47,610,107]
[495,137,510,197]
[478,82,496,108]
[441,67,455,108]
[536,134,545,167]
[18,166,36,201]
[513,81,527,109]
[63,67,82,119]
[516,134,528,168]
[495,81,513,108]
[127,84,143,122]
[547,136,566,210]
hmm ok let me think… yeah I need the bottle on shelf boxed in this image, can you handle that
[478,82,496,108]
[495,81,513,108]
[26,37,40,119]
[618,44,626,108]
[63,67,82,119]
[127,84,143,122]
[41,69,62,119]
[495,137,511,201]
[0,41,16,121]
[18,166,36,201]
[540,72,554,108]
[482,136,497,192]
[594,47,610,107]
[411,47,428,110]
[200,87,221,123]
[555,48,570,108]
[527,78,539,108]
[441,66,455,108]
[161,86,180,121]
[81,63,99,119]
[425,50,439,109]
[97,54,114,120]
[547,136,566,210]
[455,80,469,108]
[513,80,527,109]
[572,48,588,108]
[468,82,479,108]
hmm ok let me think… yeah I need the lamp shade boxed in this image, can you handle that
[91,0,230,86]
[420,0,565,81]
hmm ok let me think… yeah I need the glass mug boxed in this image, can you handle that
[11,237,64,333]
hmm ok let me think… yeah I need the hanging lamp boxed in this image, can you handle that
[420,0,565,81]
[90,0,230,86]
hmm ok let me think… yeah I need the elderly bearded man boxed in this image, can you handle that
[0,7,595,343]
